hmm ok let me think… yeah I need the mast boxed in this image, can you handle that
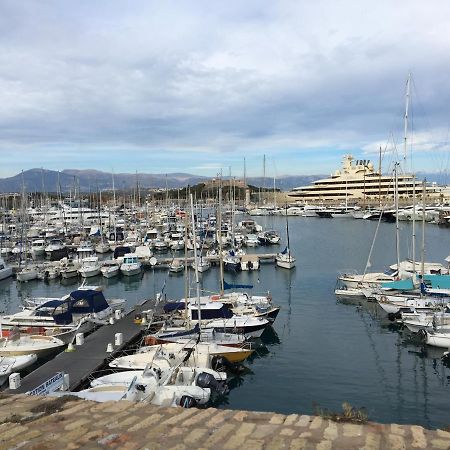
[190,193,201,328]
[378,146,382,208]
[218,182,224,295]
[411,174,416,282]
[420,180,426,278]
[403,73,411,167]
[394,163,400,275]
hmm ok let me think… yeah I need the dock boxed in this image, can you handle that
[143,252,277,269]
[7,298,155,394]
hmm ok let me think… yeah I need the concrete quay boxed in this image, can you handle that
[0,395,449,449]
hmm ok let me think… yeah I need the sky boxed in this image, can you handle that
[1,0,450,179]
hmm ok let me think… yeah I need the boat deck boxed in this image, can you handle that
[7,298,155,394]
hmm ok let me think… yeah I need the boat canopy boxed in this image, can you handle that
[381,278,415,291]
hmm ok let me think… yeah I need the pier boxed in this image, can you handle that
[7,298,155,394]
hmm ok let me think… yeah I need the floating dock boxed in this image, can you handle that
[7,298,155,394]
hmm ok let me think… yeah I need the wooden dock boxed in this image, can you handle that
[7,298,155,394]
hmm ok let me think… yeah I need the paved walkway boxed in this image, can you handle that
[0,394,449,449]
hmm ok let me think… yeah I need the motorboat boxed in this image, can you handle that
[169,260,185,274]
[110,341,253,371]
[191,257,210,273]
[257,230,281,245]
[30,239,46,258]
[0,257,13,281]
[60,259,79,279]
[45,239,68,261]
[0,354,38,385]
[1,288,121,335]
[101,260,120,278]
[78,256,101,278]
[0,333,65,357]
[120,253,142,276]
[16,264,39,282]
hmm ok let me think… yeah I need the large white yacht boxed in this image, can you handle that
[288,154,445,205]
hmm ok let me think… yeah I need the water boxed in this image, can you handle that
[1,216,450,428]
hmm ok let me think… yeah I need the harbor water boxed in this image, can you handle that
[1,216,450,429]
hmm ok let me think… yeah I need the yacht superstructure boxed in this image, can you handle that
[288,154,444,206]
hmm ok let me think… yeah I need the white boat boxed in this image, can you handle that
[191,258,210,273]
[169,260,185,273]
[244,234,259,247]
[120,253,142,276]
[0,334,65,357]
[1,287,121,335]
[30,239,46,258]
[0,353,38,385]
[276,248,296,269]
[101,260,120,278]
[110,341,253,371]
[16,265,39,282]
[60,259,79,279]
[95,242,110,254]
[72,365,214,406]
[45,239,68,261]
[78,256,101,278]
[424,330,450,348]
[0,257,13,281]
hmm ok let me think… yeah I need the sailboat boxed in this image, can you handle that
[276,206,296,269]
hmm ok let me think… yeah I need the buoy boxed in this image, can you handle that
[106,343,114,353]
[65,342,75,352]
[109,317,115,325]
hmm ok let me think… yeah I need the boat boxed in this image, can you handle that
[70,364,218,406]
[191,257,210,273]
[101,260,120,278]
[110,341,253,371]
[257,230,281,245]
[120,253,142,276]
[44,239,68,261]
[0,257,13,281]
[95,241,110,254]
[78,256,101,278]
[0,333,65,357]
[288,154,446,206]
[276,209,295,269]
[0,354,37,385]
[169,260,185,274]
[16,264,39,282]
[30,239,46,258]
[1,288,121,338]
[59,259,79,279]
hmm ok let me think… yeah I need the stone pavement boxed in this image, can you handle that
[0,394,449,449]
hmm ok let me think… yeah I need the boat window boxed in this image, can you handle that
[54,302,69,315]
[73,298,89,308]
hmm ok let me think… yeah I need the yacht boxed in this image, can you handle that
[0,257,12,281]
[289,154,445,206]
[120,253,142,276]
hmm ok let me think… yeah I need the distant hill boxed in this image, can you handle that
[0,168,446,193]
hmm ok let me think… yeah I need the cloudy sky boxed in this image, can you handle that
[1,0,450,178]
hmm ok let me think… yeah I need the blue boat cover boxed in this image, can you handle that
[223,279,253,290]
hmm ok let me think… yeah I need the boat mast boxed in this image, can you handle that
[190,193,201,328]
[394,163,401,275]
[218,182,224,295]
[420,180,426,278]
[403,73,411,168]
[378,146,382,208]
[412,174,416,282]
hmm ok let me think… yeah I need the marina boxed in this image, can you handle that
[1,212,450,428]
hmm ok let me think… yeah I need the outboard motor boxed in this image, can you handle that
[179,395,197,408]
[196,372,229,395]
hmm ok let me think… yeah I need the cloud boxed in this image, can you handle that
[0,0,450,176]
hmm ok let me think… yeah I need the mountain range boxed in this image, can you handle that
[0,169,321,193]
[0,168,447,194]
